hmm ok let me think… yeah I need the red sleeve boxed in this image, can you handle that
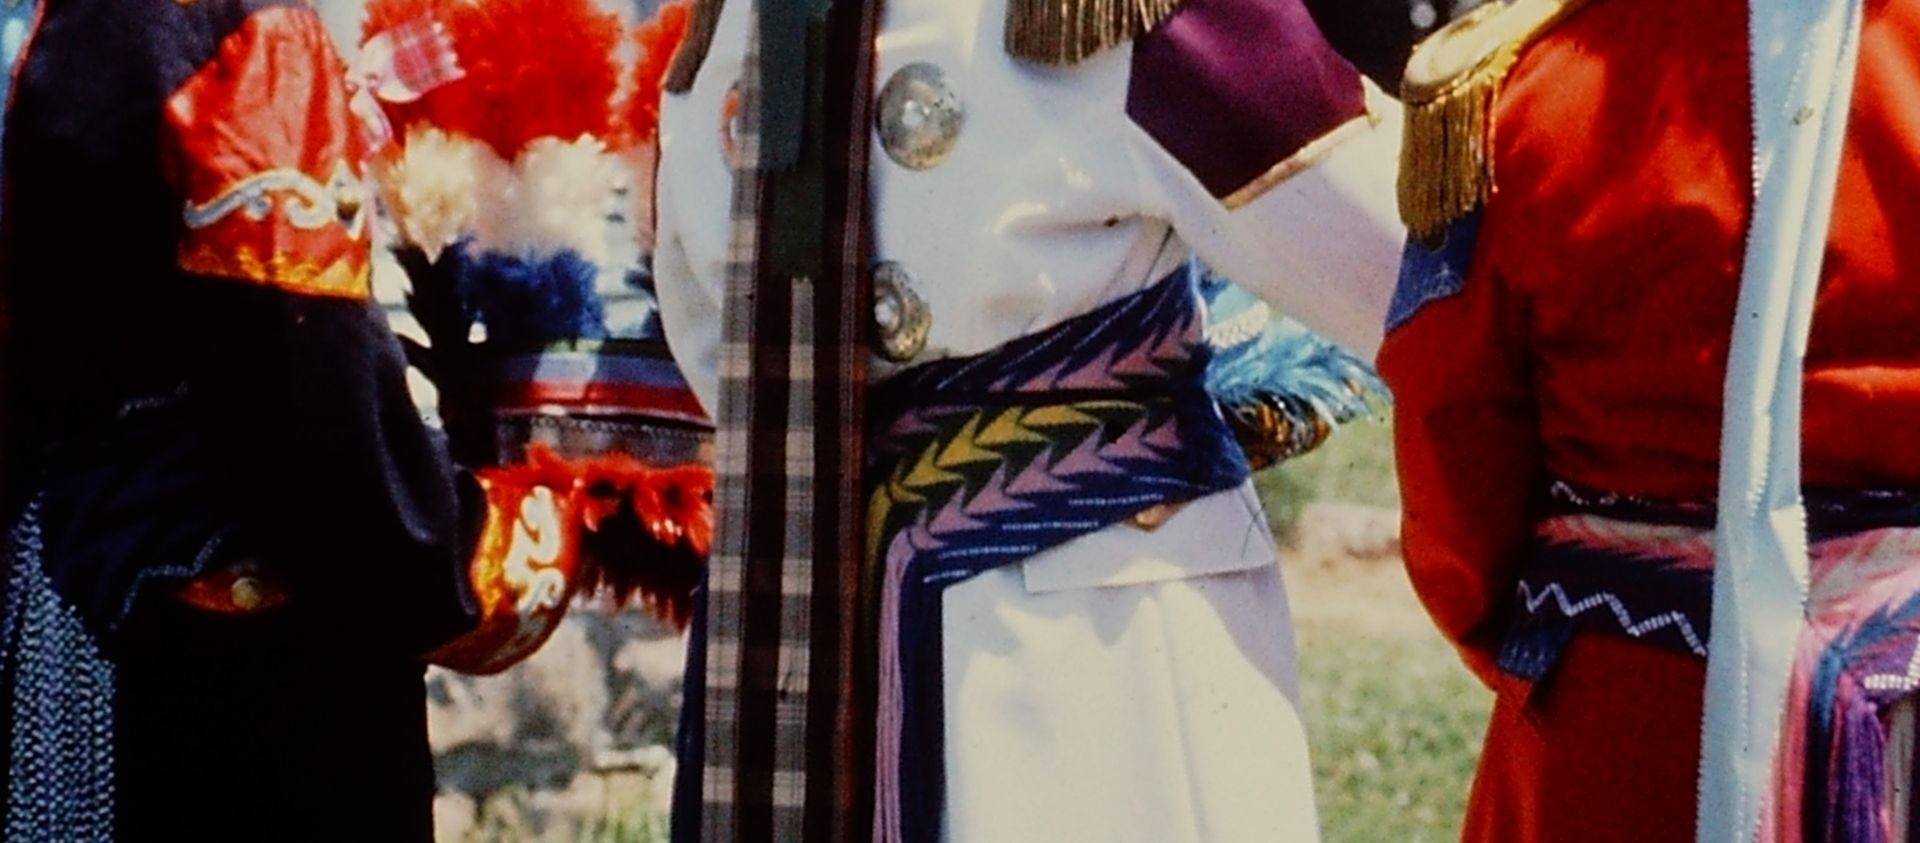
[161,5,370,300]
[1377,231,1539,686]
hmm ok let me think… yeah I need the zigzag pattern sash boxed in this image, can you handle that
[865,265,1250,843]
[1501,484,1920,843]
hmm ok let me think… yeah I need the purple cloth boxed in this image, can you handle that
[1126,0,1366,200]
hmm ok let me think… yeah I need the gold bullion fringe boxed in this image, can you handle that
[1399,69,1506,242]
[1397,0,1592,242]
[1005,0,1187,67]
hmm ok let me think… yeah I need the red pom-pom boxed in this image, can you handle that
[362,0,624,159]
[617,0,692,148]
[361,0,441,43]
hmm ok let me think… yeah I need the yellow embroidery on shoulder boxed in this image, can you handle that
[1397,0,1592,241]
[178,242,371,300]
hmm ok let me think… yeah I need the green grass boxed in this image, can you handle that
[1295,614,1489,843]
[1262,412,1492,843]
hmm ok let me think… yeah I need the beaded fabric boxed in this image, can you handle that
[0,497,115,842]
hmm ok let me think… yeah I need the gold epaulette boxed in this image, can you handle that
[1398,0,1590,241]
[1005,0,1186,66]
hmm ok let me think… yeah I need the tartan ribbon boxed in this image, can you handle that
[689,1,880,840]
[348,16,464,150]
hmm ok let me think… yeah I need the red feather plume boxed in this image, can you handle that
[618,0,692,148]
[360,0,439,40]
[362,0,624,159]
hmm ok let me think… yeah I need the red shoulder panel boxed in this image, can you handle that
[164,6,371,299]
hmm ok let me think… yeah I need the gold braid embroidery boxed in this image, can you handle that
[178,242,371,300]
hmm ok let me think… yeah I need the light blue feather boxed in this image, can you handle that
[1198,266,1387,468]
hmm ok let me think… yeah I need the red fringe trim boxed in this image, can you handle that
[494,444,713,629]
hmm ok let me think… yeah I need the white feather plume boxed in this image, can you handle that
[472,135,621,266]
[375,128,511,262]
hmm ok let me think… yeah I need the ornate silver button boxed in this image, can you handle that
[875,63,965,170]
[872,261,931,362]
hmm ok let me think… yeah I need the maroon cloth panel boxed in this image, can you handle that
[1126,0,1366,200]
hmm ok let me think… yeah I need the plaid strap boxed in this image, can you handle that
[349,16,464,149]
[699,1,879,839]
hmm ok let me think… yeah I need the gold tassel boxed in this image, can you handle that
[1005,0,1188,67]
[1397,0,1592,242]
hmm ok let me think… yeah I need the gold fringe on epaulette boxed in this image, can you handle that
[1396,0,1591,242]
[1005,0,1187,66]
[663,0,724,94]
[1397,52,1510,243]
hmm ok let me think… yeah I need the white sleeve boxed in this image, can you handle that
[650,172,723,416]
[1132,82,1405,362]
[651,92,728,418]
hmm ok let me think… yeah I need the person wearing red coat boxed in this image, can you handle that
[1379,0,1920,839]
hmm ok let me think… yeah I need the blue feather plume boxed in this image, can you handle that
[459,248,611,346]
[1198,266,1388,470]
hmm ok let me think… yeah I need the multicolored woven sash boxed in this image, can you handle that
[865,265,1250,843]
[1498,514,1717,680]
[1500,482,1920,843]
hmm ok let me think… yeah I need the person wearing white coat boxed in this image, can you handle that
[652,0,1405,839]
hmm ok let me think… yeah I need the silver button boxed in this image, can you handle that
[876,63,965,170]
[872,261,931,362]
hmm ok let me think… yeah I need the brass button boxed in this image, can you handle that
[229,576,267,612]
[334,181,365,225]
[1128,502,1183,531]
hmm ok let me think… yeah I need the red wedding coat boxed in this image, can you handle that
[1378,0,1920,838]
